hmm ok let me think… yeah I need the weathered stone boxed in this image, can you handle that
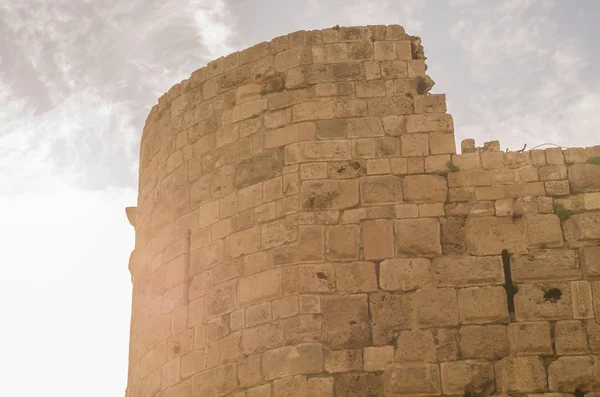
[379,258,432,291]
[568,163,600,193]
[431,255,503,287]
[495,357,547,394]
[395,218,441,257]
[262,343,323,380]
[460,325,509,359]
[321,295,370,349]
[403,174,448,203]
[440,360,494,395]
[234,148,284,190]
[507,322,553,356]
[384,364,442,395]
[369,292,412,345]
[511,249,581,282]
[395,328,458,362]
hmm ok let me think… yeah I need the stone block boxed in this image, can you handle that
[369,292,412,345]
[587,321,600,353]
[514,282,573,321]
[564,212,600,246]
[495,357,547,394]
[547,356,600,392]
[238,269,282,307]
[581,247,600,279]
[272,296,299,319]
[363,345,394,371]
[362,219,395,260]
[300,180,359,210]
[403,174,448,203]
[274,375,334,397]
[546,180,570,196]
[511,249,581,282]
[374,41,396,60]
[401,133,429,156]
[334,261,378,293]
[458,286,509,324]
[460,325,509,359]
[584,192,600,209]
[554,320,588,355]
[324,349,363,373]
[312,43,348,63]
[431,255,504,287]
[412,287,459,327]
[379,258,432,292]
[262,343,323,380]
[321,295,370,349]
[571,280,594,319]
[234,148,284,190]
[523,214,564,248]
[395,218,442,257]
[384,363,441,395]
[414,94,447,113]
[242,322,285,354]
[191,363,238,397]
[465,216,527,255]
[539,165,568,181]
[335,373,383,397]
[395,328,458,362]
[448,170,493,187]
[440,217,466,254]
[568,163,600,193]
[507,322,553,356]
[292,100,336,121]
[355,80,386,98]
[359,175,403,205]
[326,225,360,261]
[440,360,494,395]
[282,264,335,295]
[430,133,457,155]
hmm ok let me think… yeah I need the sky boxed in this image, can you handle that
[0,0,599,396]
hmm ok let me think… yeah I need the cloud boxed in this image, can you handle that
[448,0,600,150]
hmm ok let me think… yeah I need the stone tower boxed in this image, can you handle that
[125,25,600,397]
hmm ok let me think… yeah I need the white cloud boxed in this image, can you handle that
[448,0,600,150]
[191,0,237,60]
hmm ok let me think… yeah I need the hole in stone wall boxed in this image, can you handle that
[544,288,562,302]
[316,272,327,280]
[502,249,517,320]
[574,389,585,397]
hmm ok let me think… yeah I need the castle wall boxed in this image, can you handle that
[125,25,600,397]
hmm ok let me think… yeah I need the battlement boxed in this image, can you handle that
[125,25,600,397]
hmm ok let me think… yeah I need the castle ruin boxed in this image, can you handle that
[124,25,600,397]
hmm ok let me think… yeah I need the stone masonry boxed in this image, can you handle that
[124,25,600,397]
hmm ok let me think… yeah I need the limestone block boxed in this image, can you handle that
[238,269,282,307]
[403,174,448,203]
[242,322,285,354]
[335,373,383,397]
[300,180,359,210]
[334,261,378,294]
[321,294,370,349]
[233,148,284,190]
[414,94,447,114]
[362,219,395,260]
[547,356,600,392]
[191,363,238,397]
[401,133,429,156]
[366,97,413,116]
[381,60,408,79]
[324,349,363,373]
[325,225,360,261]
[581,247,600,278]
[448,170,493,187]
[406,113,454,133]
[431,255,503,287]
[514,282,573,321]
[584,192,600,209]
[523,214,564,248]
[363,345,394,371]
[379,257,432,292]
[224,226,261,259]
[348,41,374,61]
[292,101,336,121]
[539,165,568,181]
[571,280,594,319]
[459,325,509,359]
[430,133,457,156]
[495,357,547,394]
[465,216,527,255]
[246,303,272,328]
[569,163,600,193]
[262,343,324,380]
[395,328,458,362]
[412,287,459,327]
[511,249,581,282]
[507,321,552,356]
[545,180,570,196]
[587,321,600,353]
[359,175,403,206]
[395,218,442,257]
[312,43,348,63]
[564,211,600,246]
[440,360,494,395]
[458,286,509,324]
[440,217,466,254]
[374,41,396,60]
[369,292,412,345]
[384,363,441,395]
[282,264,335,295]
[554,320,588,355]
[274,375,334,397]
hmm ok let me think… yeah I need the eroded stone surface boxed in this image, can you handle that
[127,24,600,397]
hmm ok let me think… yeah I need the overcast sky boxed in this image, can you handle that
[1,1,599,396]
